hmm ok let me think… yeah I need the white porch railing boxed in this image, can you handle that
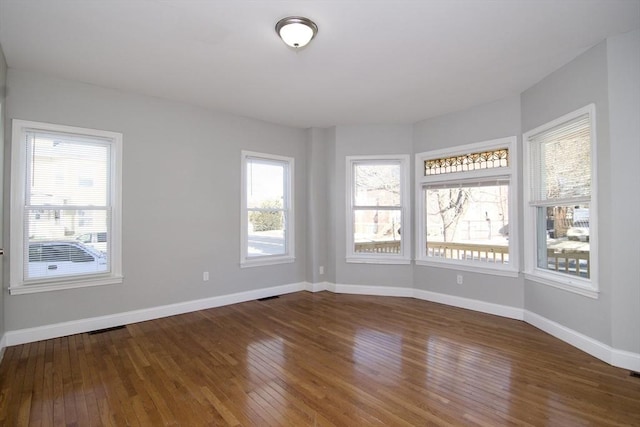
[354,240,589,277]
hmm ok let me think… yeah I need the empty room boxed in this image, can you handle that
[0,0,639,425]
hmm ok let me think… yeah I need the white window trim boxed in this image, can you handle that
[9,119,123,295]
[345,155,411,264]
[522,104,598,298]
[415,137,519,276]
[240,150,295,268]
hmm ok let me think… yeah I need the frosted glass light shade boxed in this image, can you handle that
[276,17,318,48]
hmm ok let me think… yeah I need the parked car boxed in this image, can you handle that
[567,221,589,242]
[28,241,108,279]
[76,231,107,253]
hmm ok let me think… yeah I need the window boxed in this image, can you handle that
[523,104,597,297]
[346,155,410,264]
[241,151,294,267]
[415,138,517,275]
[10,120,123,294]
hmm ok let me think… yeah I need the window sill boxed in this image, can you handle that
[9,275,124,295]
[346,256,411,265]
[415,259,519,277]
[241,255,295,268]
[524,272,599,299]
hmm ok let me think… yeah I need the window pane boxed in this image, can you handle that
[425,183,509,264]
[248,210,285,256]
[354,163,400,206]
[353,209,402,254]
[424,148,508,176]
[536,204,590,278]
[26,241,107,280]
[242,152,294,265]
[27,208,108,242]
[247,159,285,209]
[28,132,109,207]
[532,115,591,201]
[26,208,109,280]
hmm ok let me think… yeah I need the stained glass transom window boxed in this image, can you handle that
[424,148,509,176]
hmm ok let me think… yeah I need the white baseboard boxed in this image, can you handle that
[0,333,6,364]
[4,282,308,347]
[328,283,639,372]
[524,310,640,372]
[306,282,329,292]
[413,289,524,320]
[524,311,611,363]
[3,281,639,373]
[329,283,523,320]
[612,349,640,373]
[332,283,414,298]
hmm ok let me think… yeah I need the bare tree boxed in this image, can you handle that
[431,189,470,241]
[543,137,590,237]
[354,165,400,199]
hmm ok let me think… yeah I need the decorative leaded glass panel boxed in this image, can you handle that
[424,148,508,176]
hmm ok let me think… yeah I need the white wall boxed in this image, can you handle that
[607,29,640,354]
[4,69,308,331]
[0,44,7,346]
[306,127,332,284]
[521,41,613,345]
[412,96,525,308]
[332,125,414,287]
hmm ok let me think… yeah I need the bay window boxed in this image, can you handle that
[523,104,597,297]
[416,137,517,275]
[346,155,410,264]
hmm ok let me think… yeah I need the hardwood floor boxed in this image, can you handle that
[1,291,639,426]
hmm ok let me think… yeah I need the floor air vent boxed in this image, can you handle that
[257,295,280,302]
[88,325,126,335]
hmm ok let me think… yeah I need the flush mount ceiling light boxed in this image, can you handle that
[275,16,318,48]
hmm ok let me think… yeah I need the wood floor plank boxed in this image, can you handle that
[2,344,30,426]
[16,343,38,427]
[25,341,46,427]
[1,291,640,426]
[66,335,90,427]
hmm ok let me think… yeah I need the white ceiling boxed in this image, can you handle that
[0,0,638,128]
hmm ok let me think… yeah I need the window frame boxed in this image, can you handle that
[345,155,411,264]
[9,119,123,294]
[523,104,598,298]
[240,150,295,268]
[415,137,518,276]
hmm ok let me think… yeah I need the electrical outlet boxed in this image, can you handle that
[319,266,325,275]
[456,274,463,285]
[203,271,210,281]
